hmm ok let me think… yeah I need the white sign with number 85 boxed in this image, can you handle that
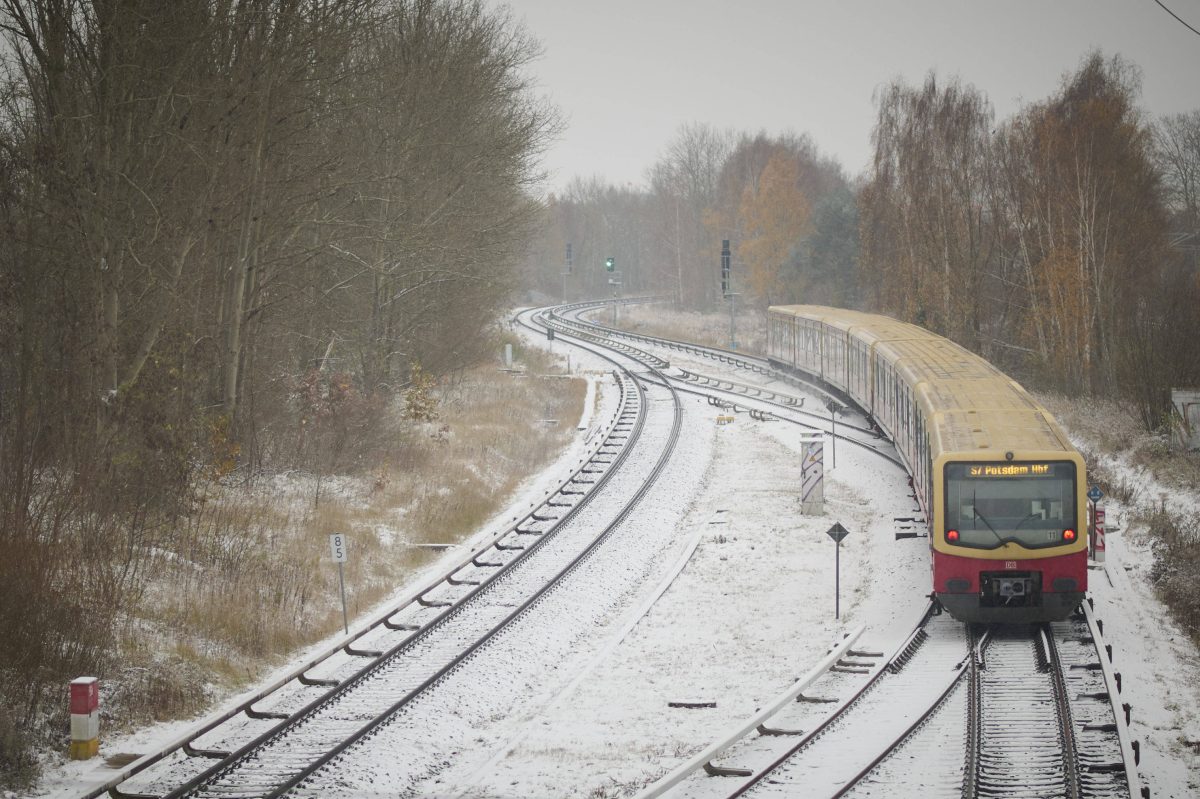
[329,533,348,563]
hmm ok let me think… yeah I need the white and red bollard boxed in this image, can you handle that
[69,677,100,760]
[1094,505,1106,563]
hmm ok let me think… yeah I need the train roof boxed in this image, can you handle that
[772,305,930,342]
[769,305,1077,459]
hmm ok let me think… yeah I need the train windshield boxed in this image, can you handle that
[944,461,1077,549]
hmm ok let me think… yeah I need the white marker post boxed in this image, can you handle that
[329,533,349,634]
[799,432,825,515]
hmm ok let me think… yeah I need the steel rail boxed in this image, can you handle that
[829,655,970,798]
[635,369,906,470]
[165,307,683,798]
[103,315,653,799]
[1080,598,1145,798]
[712,603,941,799]
[558,300,848,404]
[634,628,867,799]
[252,313,686,798]
[88,370,638,799]
[1042,623,1084,799]
[152,370,652,799]
[549,301,903,469]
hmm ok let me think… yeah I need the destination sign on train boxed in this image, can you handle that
[964,463,1057,478]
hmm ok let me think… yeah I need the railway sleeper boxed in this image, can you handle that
[830,665,870,674]
[546,499,571,508]
[516,527,545,536]
[1081,761,1128,773]
[703,762,753,778]
[495,540,525,551]
[109,788,161,799]
[446,574,481,587]
[836,658,876,668]
[183,742,231,759]
[849,649,884,658]
[416,593,453,608]
[796,693,838,703]
[298,672,340,688]
[757,723,804,736]
[531,512,559,521]
[343,643,384,657]
[384,619,422,632]
[471,556,503,568]
[244,705,290,720]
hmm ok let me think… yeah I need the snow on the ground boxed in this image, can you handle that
[37,316,1200,799]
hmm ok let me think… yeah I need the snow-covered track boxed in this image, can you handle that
[966,623,1080,798]
[547,300,906,471]
[633,605,964,799]
[157,346,684,797]
[959,610,1140,799]
[836,606,1143,799]
[664,368,904,469]
[85,372,644,799]
[717,608,967,799]
[559,297,847,404]
[94,316,694,799]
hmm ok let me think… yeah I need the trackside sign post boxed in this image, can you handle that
[330,533,349,634]
[1087,485,1105,563]
[826,522,850,619]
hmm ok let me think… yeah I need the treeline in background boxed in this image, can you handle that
[0,0,553,782]
[526,52,1199,430]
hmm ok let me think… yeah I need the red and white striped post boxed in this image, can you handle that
[1094,505,1106,563]
[69,677,100,760]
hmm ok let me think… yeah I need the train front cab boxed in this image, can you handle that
[930,451,1088,623]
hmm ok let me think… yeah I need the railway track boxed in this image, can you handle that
[541,303,905,470]
[84,299,1146,798]
[90,308,689,799]
[635,604,1141,799]
[551,300,1145,799]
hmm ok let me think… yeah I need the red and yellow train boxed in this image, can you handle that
[767,305,1087,623]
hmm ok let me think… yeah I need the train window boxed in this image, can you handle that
[944,462,1078,549]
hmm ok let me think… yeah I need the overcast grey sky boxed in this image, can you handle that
[490,0,1200,192]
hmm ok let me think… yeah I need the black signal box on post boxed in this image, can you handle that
[720,239,731,295]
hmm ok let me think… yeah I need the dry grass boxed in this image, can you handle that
[601,304,769,356]
[104,349,585,733]
[1038,392,1200,496]
[1038,391,1200,648]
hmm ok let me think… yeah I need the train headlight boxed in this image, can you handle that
[1062,528,1076,542]
[946,529,959,542]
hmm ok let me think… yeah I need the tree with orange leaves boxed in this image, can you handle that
[736,153,813,306]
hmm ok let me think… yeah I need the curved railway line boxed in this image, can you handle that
[540,301,906,470]
[81,298,1145,799]
[549,299,1146,799]
[90,306,688,799]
